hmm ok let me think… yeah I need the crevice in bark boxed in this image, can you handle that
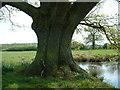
[42,23,52,77]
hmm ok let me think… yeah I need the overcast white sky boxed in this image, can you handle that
[0,0,118,44]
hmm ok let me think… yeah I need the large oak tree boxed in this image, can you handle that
[2,1,98,77]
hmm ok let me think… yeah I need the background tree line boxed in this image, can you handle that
[0,42,115,51]
[0,43,37,51]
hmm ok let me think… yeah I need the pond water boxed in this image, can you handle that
[79,62,120,88]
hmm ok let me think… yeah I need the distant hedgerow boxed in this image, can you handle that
[5,46,37,51]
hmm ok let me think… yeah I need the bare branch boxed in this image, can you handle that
[79,22,103,29]
[4,6,14,26]
[2,2,38,18]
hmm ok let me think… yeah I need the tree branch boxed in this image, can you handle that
[2,2,38,18]
[79,22,104,29]
[4,6,14,26]
[65,2,98,32]
[79,18,119,48]
[69,2,98,22]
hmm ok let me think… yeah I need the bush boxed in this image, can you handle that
[71,41,85,50]
[5,46,37,51]
[102,43,117,49]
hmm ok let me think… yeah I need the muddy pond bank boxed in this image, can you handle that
[74,54,119,62]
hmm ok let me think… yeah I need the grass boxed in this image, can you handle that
[72,49,118,56]
[2,49,118,65]
[1,49,116,88]
[2,51,36,66]
[3,71,113,88]
[72,49,118,62]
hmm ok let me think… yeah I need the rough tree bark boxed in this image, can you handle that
[2,2,98,77]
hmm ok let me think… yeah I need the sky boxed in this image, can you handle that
[0,9,37,44]
[0,0,118,44]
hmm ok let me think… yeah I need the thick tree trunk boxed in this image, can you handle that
[25,22,85,77]
[24,2,97,77]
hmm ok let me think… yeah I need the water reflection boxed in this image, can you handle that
[79,62,119,88]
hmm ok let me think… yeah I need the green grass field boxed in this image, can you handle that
[72,49,118,56]
[1,49,117,88]
[2,49,118,65]
[2,51,36,66]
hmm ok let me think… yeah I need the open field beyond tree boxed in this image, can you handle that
[2,49,118,66]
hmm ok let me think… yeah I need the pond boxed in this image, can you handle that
[79,62,120,88]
